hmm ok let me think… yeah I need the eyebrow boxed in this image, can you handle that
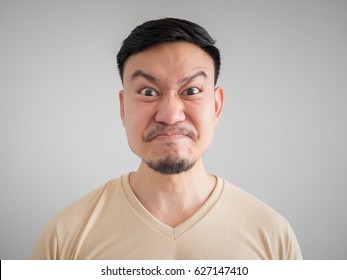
[180,71,207,84]
[130,70,157,83]
[130,70,208,85]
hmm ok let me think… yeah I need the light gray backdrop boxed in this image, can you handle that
[1,0,346,259]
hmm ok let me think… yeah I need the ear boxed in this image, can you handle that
[119,90,125,125]
[214,87,224,124]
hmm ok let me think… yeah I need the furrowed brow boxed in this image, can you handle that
[180,71,207,84]
[130,70,207,85]
[130,70,157,83]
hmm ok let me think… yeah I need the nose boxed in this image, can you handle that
[155,95,185,125]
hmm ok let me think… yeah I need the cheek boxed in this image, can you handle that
[189,100,218,146]
[123,100,153,138]
[190,99,217,126]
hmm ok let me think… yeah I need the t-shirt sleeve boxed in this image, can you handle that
[285,222,303,260]
[31,217,59,260]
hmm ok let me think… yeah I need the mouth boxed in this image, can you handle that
[144,125,197,142]
[151,133,189,142]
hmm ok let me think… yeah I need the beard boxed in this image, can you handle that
[144,156,196,175]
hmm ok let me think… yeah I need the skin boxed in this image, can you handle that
[119,41,224,227]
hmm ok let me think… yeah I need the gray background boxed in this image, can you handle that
[1,0,346,259]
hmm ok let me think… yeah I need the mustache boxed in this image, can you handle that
[143,124,197,142]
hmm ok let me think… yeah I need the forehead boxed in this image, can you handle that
[123,41,215,84]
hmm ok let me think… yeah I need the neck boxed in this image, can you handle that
[129,158,216,227]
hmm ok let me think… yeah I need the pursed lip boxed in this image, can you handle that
[151,132,189,141]
[143,125,197,142]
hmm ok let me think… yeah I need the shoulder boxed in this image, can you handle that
[54,174,128,230]
[31,174,127,259]
[220,179,287,225]
[216,178,302,259]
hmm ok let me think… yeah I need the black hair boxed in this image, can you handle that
[116,18,221,84]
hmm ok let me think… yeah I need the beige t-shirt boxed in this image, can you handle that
[31,173,302,259]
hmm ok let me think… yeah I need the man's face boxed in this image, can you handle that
[119,41,224,174]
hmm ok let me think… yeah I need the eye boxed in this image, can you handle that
[182,87,201,96]
[139,87,158,96]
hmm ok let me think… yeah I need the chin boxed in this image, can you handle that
[144,155,197,175]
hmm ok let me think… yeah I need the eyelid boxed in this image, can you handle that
[139,87,158,96]
[181,86,202,96]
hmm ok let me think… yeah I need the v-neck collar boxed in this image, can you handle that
[121,173,224,240]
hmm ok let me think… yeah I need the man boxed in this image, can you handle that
[31,18,302,259]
